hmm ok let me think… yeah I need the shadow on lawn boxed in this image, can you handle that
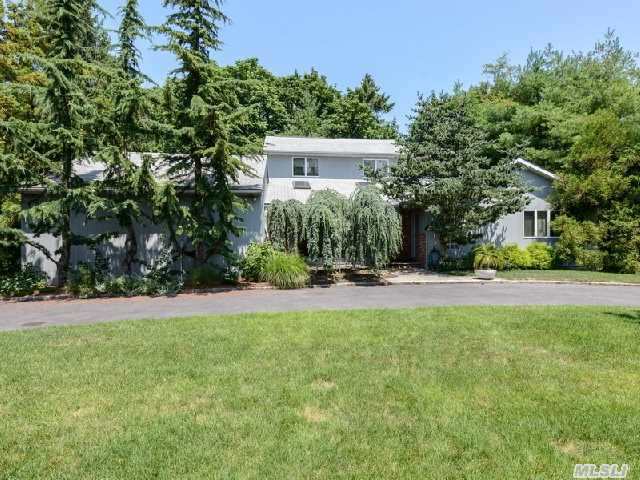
[604,310,640,326]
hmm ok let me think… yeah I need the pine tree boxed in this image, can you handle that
[354,74,394,115]
[117,0,146,78]
[158,0,257,265]
[378,93,529,257]
[0,0,112,285]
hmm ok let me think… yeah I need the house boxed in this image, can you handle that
[22,136,557,281]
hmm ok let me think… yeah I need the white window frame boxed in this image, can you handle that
[523,210,558,238]
[362,158,390,175]
[292,157,319,177]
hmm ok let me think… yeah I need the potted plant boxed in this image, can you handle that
[473,244,500,280]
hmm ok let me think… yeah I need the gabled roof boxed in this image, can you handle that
[515,158,557,181]
[264,136,399,157]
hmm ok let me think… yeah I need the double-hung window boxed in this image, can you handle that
[362,158,390,175]
[293,157,319,177]
[524,210,557,238]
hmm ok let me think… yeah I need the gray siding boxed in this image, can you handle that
[482,170,555,247]
[267,153,396,180]
[22,193,265,284]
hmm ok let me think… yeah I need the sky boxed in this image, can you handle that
[100,0,640,128]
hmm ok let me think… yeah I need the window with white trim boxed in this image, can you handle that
[524,210,557,238]
[362,158,389,175]
[292,157,319,177]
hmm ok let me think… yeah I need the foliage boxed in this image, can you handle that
[143,247,183,295]
[262,251,309,289]
[266,199,305,253]
[0,194,21,274]
[526,243,554,270]
[471,32,640,273]
[156,0,262,266]
[0,264,48,297]
[241,242,277,281]
[347,186,401,269]
[497,244,532,270]
[304,190,349,270]
[185,264,234,289]
[473,244,501,270]
[378,93,529,257]
[1,0,115,286]
[552,215,605,270]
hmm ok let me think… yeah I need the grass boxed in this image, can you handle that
[496,269,640,283]
[1,307,639,479]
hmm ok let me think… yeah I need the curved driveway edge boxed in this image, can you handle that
[1,282,640,331]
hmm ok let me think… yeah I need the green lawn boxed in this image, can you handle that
[496,269,640,284]
[1,307,639,479]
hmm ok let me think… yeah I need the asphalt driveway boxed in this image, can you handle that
[1,282,640,331]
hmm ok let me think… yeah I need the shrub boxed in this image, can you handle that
[526,243,554,270]
[142,248,183,295]
[498,244,532,270]
[473,244,501,270]
[0,264,48,297]
[67,263,97,297]
[553,216,604,270]
[241,242,277,281]
[186,265,225,289]
[103,276,145,297]
[263,252,309,289]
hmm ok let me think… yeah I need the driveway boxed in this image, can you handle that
[1,283,640,331]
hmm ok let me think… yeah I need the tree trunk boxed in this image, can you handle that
[123,221,138,275]
[57,148,73,287]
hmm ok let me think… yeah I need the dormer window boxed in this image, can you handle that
[362,158,389,175]
[293,157,319,177]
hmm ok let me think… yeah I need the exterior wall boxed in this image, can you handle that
[267,153,397,180]
[481,170,556,248]
[229,194,265,255]
[22,192,265,284]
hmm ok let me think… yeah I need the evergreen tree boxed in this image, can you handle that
[353,73,394,115]
[0,0,111,285]
[378,93,528,256]
[323,92,398,139]
[94,0,160,275]
[158,0,257,265]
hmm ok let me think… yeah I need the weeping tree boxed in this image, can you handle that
[266,199,305,253]
[304,189,349,269]
[347,186,401,269]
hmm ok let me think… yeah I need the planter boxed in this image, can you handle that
[475,269,497,280]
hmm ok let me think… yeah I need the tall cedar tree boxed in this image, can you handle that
[95,0,158,274]
[378,93,528,256]
[0,0,110,285]
[158,0,255,265]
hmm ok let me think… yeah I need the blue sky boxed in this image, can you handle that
[100,0,640,128]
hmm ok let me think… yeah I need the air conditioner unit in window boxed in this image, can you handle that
[293,180,311,190]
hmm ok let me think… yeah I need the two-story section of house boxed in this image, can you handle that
[260,136,558,267]
[262,135,398,203]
